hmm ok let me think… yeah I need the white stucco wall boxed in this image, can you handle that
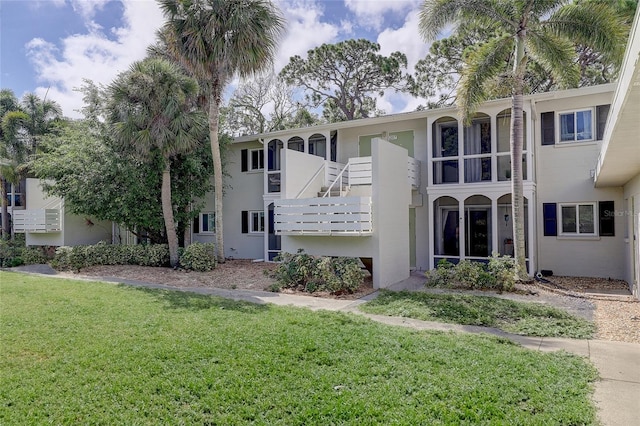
[337,119,430,271]
[193,141,265,259]
[371,138,411,287]
[282,149,325,199]
[24,179,110,247]
[534,90,626,279]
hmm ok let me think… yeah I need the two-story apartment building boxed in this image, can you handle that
[15,11,639,297]
[188,81,630,291]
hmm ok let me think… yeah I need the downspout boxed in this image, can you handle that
[531,97,540,277]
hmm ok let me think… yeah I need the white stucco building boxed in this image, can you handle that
[13,11,639,298]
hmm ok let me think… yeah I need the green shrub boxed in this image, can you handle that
[0,239,22,267]
[425,254,516,292]
[424,259,455,287]
[179,243,216,272]
[267,250,364,294]
[20,247,49,265]
[488,253,517,292]
[51,243,170,271]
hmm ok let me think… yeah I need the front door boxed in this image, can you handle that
[466,209,489,257]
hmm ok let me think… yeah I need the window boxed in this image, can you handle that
[200,212,215,233]
[250,149,264,170]
[250,211,264,233]
[559,109,593,142]
[241,148,264,172]
[560,203,596,235]
[242,210,264,233]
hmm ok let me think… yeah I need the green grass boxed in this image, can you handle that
[360,290,595,339]
[1,272,598,424]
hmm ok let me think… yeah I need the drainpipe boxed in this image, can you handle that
[531,97,540,277]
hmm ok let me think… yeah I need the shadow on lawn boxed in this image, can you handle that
[123,284,269,314]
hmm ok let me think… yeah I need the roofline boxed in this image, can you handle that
[232,83,617,143]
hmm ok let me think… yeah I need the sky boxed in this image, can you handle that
[0,0,437,119]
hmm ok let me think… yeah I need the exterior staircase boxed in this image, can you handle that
[318,186,349,197]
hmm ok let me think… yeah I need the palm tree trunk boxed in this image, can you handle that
[511,30,529,281]
[208,87,225,263]
[161,162,179,268]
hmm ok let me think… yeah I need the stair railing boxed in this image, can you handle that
[321,161,350,198]
[294,163,326,199]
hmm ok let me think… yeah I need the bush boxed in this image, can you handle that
[51,243,170,271]
[425,254,516,292]
[0,239,23,267]
[267,250,364,294]
[179,243,216,272]
[20,247,49,265]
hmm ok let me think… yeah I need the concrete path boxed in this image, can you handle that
[6,267,639,425]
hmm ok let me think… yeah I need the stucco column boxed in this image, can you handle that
[371,137,411,288]
[458,198,465,260]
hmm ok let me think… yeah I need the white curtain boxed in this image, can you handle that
[465,124,482,182]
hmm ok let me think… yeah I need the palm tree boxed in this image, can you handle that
[107,57,206,267]
[0,91,61,239]
[419,0,627,280]
[157,0,285,263]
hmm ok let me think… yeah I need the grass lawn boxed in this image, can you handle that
[1,272,598,424]
[360,290,595,339]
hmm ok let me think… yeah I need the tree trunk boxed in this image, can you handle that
[208,87,225,263]
[0,177,9,239]
[161,162,179,268]
[511,30,529,281]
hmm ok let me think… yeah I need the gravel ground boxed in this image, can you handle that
[55,262,640,344]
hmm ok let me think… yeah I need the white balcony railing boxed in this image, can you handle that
[13,209,61,233]
[274,196,372,235]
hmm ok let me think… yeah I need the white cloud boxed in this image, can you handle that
[376,10,431,113]
[377,10,430,74]
[344,0,421,30]
[69,0,111,21]
[27,0,164,118]
[274,0,341,71]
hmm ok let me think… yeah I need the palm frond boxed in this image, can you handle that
[457,34,513,124]
[526,29,580,88]
[420,0,517,41]
[545,2,628,69]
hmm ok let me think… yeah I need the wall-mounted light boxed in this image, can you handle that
[504,214,509,226]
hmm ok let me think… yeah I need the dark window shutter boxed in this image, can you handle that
[541,112,555,145]
[241,149,248,172]
[193,216,200,234]
[543,203,557,236]
[241,211,249,234]
[596,104,610,140]
[599,201,615,236]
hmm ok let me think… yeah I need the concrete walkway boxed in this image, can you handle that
[6,267,640,425]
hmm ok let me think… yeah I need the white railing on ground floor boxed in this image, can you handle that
[274,196,372,235]
[13,209,61,233]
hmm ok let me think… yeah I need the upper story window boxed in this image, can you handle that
[241,148,264,172]
[559,109,593,142]
[288,136,304,152]
[433,117,458,158]
[250,149,264,170]
[309,133,326,159]
[541,105,609,146]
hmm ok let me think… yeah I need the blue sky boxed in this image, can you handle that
[1,0,433,118]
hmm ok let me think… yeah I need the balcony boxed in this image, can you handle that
[13,209,61,233]
[274,196,372,235]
